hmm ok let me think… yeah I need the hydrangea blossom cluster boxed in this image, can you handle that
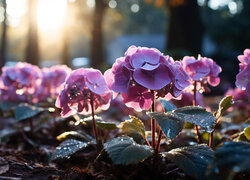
[56,68,111,117]
[0,63,72,103]
[235,49,250,101]
[182,56,222,88]
[104,46,191,111]
[35,65,72,101]
[0,62,41,102]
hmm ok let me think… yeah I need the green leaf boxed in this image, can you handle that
[159,99,177,112]
[96,121,118,130]
[51,139,93,161]
[56,131,94,142]
[104,136,152,165]
[148,112,184,140]
[207,141,250,179]
[244,126,250,141]
[120,116,145,137]
[14,103,45,121]
[216,96,235,119]
[174,106,216,132]
[0,101,19,111]
[162,144,214,179]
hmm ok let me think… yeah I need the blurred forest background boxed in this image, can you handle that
[0,0,249,94]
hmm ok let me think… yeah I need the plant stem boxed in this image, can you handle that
[151,90,156,150]
[29,118,33,133]
[90,93,99,143]
[209,131,213,148]
[156,130,163,154]
[192,81,202,143]
[143,136,151,147]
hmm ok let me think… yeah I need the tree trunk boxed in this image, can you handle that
[62,0,70,67]
[26,0,40,66]
[90,0,106,69]
[166,0,204,57]
[0,0,7,72]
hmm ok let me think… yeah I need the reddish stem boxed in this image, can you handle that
[143,136,151,147]
[151,90,156,150]
[156,130,163,154]
[209,131,213,148]
[193,81,202,143]
[90,93,99,142]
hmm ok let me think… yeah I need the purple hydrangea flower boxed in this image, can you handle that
[182,56,210,81]
[238,49,250,71]
[182,56,222,89]
[235,49,250,101]
[121,85,154,112]
[203,57,222,86]
[0,62,41,102]
[55,68,111,117]
[35,65,72,101]
[105,46,191,111]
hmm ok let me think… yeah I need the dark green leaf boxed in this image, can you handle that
[104,136,152,165]
[51,139,93,161]
[174,106,216,132]
[207,142,250,179]
[148,112,184,140]
[162,144,214,179]
[56,131,94,142]
[0,128,18,143]
[216,96,236,119]
[96,121,118,130]
[14,103,45,121]
[159,99,177,112]
[0,101,19,111]
[120,116,145,137]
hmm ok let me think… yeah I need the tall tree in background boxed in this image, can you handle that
[147,0,204,57]
[167,0,204,56]
[90,0,107,69]
[62,0,70,67]
[0,0,7,72]
[26,0,40,65]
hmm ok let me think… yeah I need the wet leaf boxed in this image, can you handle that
[14,103,45,121]
[174,106,216,132]
[104,136,152,165]
[74,115,102,126]
[216,96,236,119]
[159,99,177,112]
[120,116,145,137]
[207,141,250,180]
[56,131,94,142]
[0,101,19,111]
[244,126,250,140]
[148,112,184,140]
[0,128,18,143]
[51,139,94,161]
[162,144,214,179]
[96,121,118,130]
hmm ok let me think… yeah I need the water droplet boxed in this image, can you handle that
[214,167,219,174]
[233,166,240,172]
[189,141,197,145]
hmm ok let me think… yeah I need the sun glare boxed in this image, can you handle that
[37,0,67,31]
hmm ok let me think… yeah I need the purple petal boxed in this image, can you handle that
[133,64,172,90]
[85,69,109,95]
[112,65,131,93]
[130,49,160,69]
